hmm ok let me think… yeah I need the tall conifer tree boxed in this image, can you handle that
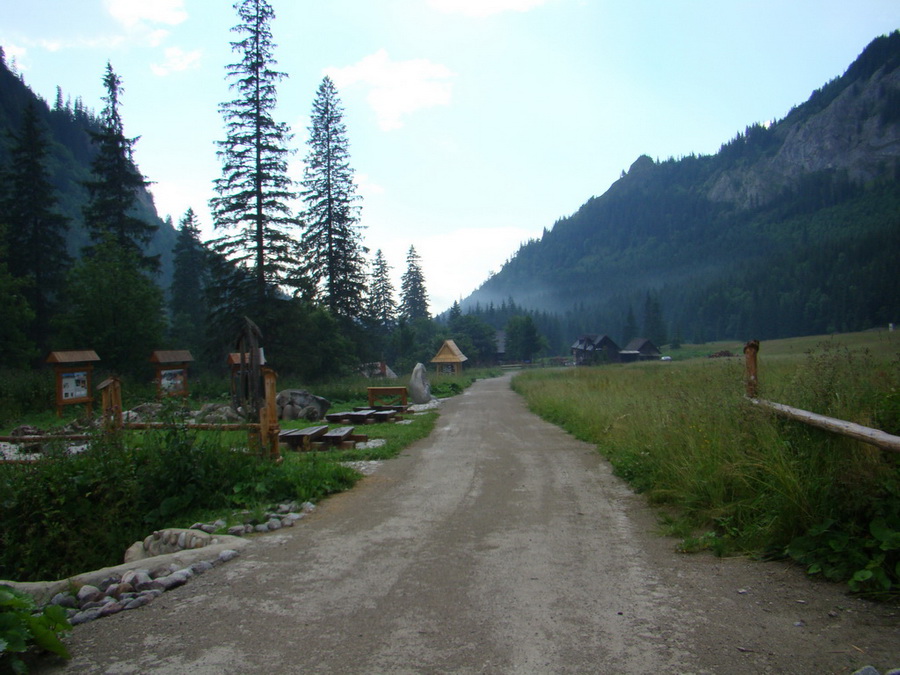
[169,208,208,351]
[0,101,70,351]
[210,0,297,309]
[399,245,429,321]
[301,76,366,317]
[82,62,158,271]
[366,249,396,329]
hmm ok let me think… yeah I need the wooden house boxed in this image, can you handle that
[431,339,468,375]
[571,334,620,365]
[619,338,661,362]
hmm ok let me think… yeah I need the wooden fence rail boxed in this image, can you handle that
[743,340,900,453]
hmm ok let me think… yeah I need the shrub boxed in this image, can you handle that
[0,584,70,673]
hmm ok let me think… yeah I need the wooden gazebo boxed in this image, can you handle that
[431,339,468,376]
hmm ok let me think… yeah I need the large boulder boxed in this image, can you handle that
[408,363,433,404]
[276,390,330,421]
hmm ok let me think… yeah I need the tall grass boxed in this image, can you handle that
[513,333,900,595]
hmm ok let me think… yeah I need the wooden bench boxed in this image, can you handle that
[278,425,328,451]
[325,409,377,424]
[315,426,368,449]
[372,409,398,423]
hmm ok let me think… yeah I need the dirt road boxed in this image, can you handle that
[38,373,899,674]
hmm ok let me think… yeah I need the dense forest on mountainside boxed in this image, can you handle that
[0,53,176,286]
[461,31,900,351]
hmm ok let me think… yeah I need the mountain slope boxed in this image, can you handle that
[462,32,900,345]
[0,55,176,288]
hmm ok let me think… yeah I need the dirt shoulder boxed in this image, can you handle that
[35,373,899,674]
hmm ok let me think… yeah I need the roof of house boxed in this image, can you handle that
[623,338,660,353]
[572,334,619,351]
[431,339,468,363]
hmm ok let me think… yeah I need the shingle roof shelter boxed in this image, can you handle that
[430,339,468,375]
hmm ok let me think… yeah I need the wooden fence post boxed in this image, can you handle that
[98,376,123,432]
[260,367,280,462]
[743,340,760,398]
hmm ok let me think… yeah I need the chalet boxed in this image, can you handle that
[571,334,620,365]
[619,338,661,362]
[431,339,468,375]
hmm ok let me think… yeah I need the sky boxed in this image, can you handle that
[2,1,899,314]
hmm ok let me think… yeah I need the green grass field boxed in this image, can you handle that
[513,329,900,596]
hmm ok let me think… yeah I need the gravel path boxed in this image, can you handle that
[35,373,899,673]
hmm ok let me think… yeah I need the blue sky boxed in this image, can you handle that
[2,0,899,313]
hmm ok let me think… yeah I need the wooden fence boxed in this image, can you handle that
[743,340,900,453]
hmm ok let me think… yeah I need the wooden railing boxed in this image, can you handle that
[743,340,900,453]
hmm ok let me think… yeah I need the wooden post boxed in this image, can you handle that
[261,367,280,462]
[98,376,123,432]
[743,340,760,398]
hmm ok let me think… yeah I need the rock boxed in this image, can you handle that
[99,601,125,617]
[276,390,331,421]
[191,561,214,574]
[70,607,103,625]
[408,363,433,404]
[218,549,240,563]
[76,584,103,605]
[195,403,243,423]
[266,518,282,531]
[50,592,77,609]
[228,525,246,536]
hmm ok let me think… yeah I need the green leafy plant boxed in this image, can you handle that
[0,585,71,673]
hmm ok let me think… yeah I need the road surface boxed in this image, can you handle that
[37,373,899,673]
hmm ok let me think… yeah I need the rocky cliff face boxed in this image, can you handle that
[708,60,900,209]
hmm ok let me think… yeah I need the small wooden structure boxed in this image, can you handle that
[367,386,408,409]
[571,334,620,365]
[227,349,266,403]
[46,350,100,417]
[619,338,661,362]
[150,350,194,398]
[431,339,468,375]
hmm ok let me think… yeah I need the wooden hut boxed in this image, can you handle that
[619,338,661,362]
[431,339,468,375]
[571,334,620,365]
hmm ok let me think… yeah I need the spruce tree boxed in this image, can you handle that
[399,245,429,321]
[300,75,366,317]
[210,0,298,309]
[0,101,71,352]
[82,62,158,271]
[366,248,396,329]
[169,208,208,352]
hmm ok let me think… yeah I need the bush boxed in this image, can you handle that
[0,424,359,582]
[0,584,71,673]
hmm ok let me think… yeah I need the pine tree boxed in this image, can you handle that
[210,0,298,309]
[0,100,71,352]
[366,248,396,329]
[82,62,158,271]
[169,208,208,352]
[301,75,366,317]
[0,223,36,366]
[58,238,165,375]
[399,245,429,321]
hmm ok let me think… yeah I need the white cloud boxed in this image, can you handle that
[150,46,201,76]
[326,49,455,131]
[105,0,188,28]
[428,0,553,18]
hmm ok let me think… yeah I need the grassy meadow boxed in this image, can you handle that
[513,329,900,596]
